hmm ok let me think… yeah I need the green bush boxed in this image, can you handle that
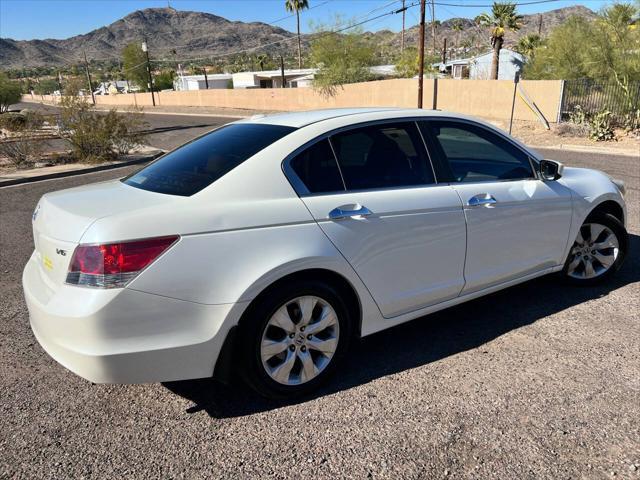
[0,73,22,113]
[59,96,147,163]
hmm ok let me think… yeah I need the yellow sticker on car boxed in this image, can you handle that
[43,255,53,271]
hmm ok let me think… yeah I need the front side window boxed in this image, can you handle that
[123,123,295,196]
[422,121,534,183]
[290,139,345,194]
[330,122,434,191]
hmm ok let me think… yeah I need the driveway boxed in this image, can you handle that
[0,139,638,478]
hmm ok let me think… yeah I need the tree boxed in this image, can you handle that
[285,0,309,69]
[122,43,149,91]
[33,78,59,95]
[63,76,87,97]
[524,3,640,86]
[309,20,375,96]
[477,2,523,79]
[0,73,22,112]
[451,19,465,51]
[514,33,542,60]
[395,47,438,78]
[154,70,175,91]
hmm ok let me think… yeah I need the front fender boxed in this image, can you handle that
[558,167,626,263]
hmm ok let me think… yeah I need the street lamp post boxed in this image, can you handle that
[142,40,156,107]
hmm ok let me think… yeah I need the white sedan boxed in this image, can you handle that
[23,108,628,398]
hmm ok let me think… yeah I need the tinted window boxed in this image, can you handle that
[123,123,295,196]
[423,121,534,182]
[290,139,345,194]
[330,123,434,191]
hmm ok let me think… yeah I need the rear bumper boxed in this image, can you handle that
[23,253,244,384]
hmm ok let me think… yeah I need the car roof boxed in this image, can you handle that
[237,107,542,161]
[240,107,486,128]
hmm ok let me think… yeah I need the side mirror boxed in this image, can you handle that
[540,159,564,181]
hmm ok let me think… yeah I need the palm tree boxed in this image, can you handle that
[477,2,523,79]
[451,19,465,51]
[285,0,309,69]
[515,33,542,61]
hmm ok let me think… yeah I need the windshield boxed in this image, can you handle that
[123,123,296,196]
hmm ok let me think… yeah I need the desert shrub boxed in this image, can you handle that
[555,122,589,137]
[0,112,27,131]
[58,96,147,163]
[0,110,45,132]
[568,105,588,125]
[621,109,640,136]
[588,110,615,141]
[0,136,43,166]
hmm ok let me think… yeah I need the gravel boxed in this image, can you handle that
[0,149,638,479]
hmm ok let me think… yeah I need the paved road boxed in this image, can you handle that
[14,101,239,151]
[1,110,639,478]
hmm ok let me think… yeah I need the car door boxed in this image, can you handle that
[420,119,573,294]
[285,121,467,318]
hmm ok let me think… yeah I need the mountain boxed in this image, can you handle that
[0,8,296,68]
[369,5,598,55]
[0,5,597,69]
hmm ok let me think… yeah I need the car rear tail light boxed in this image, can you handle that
[65,235,179,288]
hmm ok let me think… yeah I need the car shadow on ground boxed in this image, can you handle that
[164,234,639,418]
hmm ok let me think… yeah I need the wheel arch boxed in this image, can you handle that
[586,199,625,226]
[213,267,364,383]
[240,268,363,337]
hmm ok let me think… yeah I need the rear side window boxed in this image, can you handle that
[330,122,434,191]
[123,123,295,196]
[422,121,534,183]
[290,139,345,194]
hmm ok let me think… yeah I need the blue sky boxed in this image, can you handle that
[1,0,612,41]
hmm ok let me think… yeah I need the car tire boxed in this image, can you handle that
[236,279,353,399]
[561,212,628,286]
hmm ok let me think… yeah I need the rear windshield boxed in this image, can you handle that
[123,123,296,196]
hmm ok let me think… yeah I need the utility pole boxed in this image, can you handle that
[401,0,406,53]
[202,67,209,89]
[431,0,437,55]
[141,39,156,106]
[83,51,96,105]
[280,55,286,88]
[537,15,543,36]
[417,0,426,108]
[441,38,447,64]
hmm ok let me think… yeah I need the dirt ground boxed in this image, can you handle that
[0,141,638,478]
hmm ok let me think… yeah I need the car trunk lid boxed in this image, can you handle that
[31,180,174,286]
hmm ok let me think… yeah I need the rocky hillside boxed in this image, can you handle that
[0,5,597,68]
[0,8,296,68]
[375,5,597,54]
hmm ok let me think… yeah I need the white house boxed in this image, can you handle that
[469,49,524,81]
[173,74,233,91]
[434,49,525,81]
[231,68,317,89]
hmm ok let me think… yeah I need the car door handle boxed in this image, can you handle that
[467,194,497,207]
[328,204,372,220]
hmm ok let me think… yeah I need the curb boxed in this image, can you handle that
[0,153,162,188]
[530,144,639,158]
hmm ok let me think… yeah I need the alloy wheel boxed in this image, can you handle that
[566,222,619,280]
[260,295,340,386]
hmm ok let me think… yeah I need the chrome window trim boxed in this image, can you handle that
[419,116,540,183]
[281,117,441,198]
